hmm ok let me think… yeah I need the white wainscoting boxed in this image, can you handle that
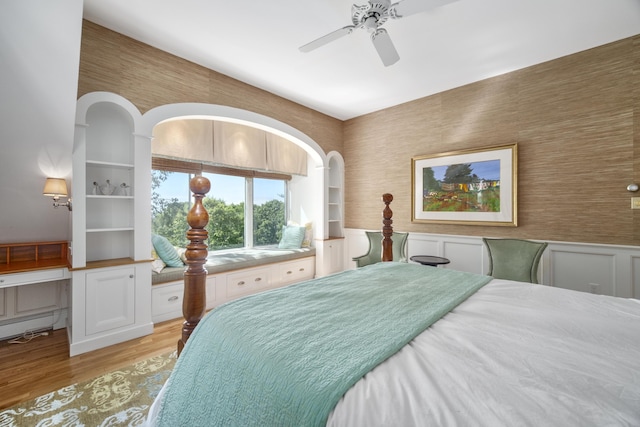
[344,229,640,299]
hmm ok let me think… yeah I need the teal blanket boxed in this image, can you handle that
[156,262,491,426]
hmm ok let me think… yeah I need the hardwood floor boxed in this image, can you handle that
[0,317,183,410]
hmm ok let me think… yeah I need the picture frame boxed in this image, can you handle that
[411,144,517,226]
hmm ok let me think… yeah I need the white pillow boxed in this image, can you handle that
[151,259,166,273]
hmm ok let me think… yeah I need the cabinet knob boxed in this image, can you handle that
[237,281,246,286]
[255,277,262,282]
[299,268,305,272]
[168,296,179,302]
[129,274,134,279]
[286,270,293,275]
[0,279,4,283]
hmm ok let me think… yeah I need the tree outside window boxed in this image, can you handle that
[152,170,286,250]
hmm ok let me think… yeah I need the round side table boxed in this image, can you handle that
[410,255,451,267]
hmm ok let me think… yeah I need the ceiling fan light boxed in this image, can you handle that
[364,16,378,31]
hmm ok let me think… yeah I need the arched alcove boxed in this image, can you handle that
[140,102,332,241]
[141,103,326,167]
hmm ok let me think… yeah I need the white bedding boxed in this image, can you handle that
[328,279,640,426]
[147,279,640,426]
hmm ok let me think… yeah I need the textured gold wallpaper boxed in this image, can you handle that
[344,35,640,246]
[78,20,639,246]
[77,21,343,157]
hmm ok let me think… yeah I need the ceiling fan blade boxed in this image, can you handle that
[371,28,399,66]
[390,0,457,18]
[299,26,356,53]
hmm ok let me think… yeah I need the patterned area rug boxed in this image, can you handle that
[0,351,176,427]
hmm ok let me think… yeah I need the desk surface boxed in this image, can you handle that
[410,255,451,266]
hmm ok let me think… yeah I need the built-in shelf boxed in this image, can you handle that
[86,195,134,199]
[86,160,134,169]
[71,257,145,271]
[327,153,344,240]
[86,227,135,233]
[69,92,152,356]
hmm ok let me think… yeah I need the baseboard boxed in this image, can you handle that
[68,322,154,357]
[0,309,68,341]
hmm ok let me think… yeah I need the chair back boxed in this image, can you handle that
[353,231,408,267]
[390,232,408,263]
[483,238,548,284]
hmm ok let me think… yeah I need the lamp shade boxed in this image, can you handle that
[43,178,68,197]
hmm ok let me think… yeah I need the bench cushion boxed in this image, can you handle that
[152,246,315,285]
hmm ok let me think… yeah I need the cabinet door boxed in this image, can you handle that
[0,289,5,318]
[85,267,135,335]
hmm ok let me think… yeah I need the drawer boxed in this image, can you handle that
[0,268,69,289]
[279,257,315,285]
[152,282,184,317]
[226,267,271,299]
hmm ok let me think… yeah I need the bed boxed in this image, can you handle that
[145,183,640,426]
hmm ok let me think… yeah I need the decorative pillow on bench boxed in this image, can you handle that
[278,225,306,249]
[152,234,185,268]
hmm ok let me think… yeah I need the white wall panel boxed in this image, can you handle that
[345,229,639,299]
[632,256,640,300]
[549,250,615,296]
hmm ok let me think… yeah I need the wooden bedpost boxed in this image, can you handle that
[381,193,393,262]
[178,175,211,356]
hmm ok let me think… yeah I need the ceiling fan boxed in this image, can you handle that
[299,0,457,66]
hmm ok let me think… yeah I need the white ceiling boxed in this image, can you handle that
[82,0,640,121]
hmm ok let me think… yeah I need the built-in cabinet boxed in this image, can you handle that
[316,152,345,277]
[151,256,315,323]
[69,92,152,356]
[327,153,344,239]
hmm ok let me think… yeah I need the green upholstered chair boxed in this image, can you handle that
[352,231,408,268]
[483,238,548,284]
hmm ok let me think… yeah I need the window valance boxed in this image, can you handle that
[151,157,292,181]
[152,119,307,176]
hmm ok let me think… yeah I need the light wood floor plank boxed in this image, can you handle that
[0,318,182,410]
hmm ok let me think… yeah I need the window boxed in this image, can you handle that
[152,169,287,251]
[253,178,286,246]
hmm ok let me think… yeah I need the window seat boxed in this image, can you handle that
[152,246,315,285]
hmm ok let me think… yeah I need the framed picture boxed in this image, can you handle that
[412,144,517,226]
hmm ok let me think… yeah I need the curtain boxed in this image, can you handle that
[152,119,308,176]
[152,119,214,163]
[266,133,307,176]
[212,121,268,170]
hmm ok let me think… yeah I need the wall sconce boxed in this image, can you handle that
[43,178,72,211]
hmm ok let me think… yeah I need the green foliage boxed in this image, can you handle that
[152,200,189,247]
[204,198,245,250]
[254,199,285,246]
[151,170,170,216]
[151,170,286,250]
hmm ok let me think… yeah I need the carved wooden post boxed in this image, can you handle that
[381,193,393,262]
[178,175,210,356]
